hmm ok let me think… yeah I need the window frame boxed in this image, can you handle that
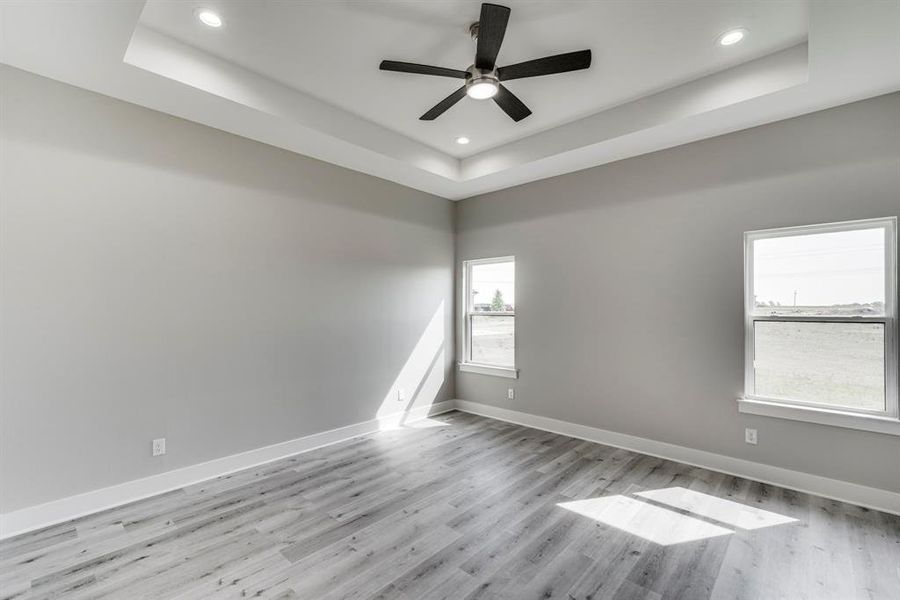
[458,256,518,379]
[740,217,899,434]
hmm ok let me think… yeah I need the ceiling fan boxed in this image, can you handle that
[379,3,591,122]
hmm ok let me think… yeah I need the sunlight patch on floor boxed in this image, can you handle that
[379,417,449,430]
[635,487,797,530]
[558,495,733,546]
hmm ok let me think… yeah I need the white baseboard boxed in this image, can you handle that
[0,400,454,540]
[454,400,900,516]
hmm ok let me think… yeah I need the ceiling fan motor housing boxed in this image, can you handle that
[466,64,499,90]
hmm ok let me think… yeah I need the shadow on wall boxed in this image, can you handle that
[376,301,447,430]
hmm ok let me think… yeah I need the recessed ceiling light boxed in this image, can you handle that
[456,136,470,145]
[717,28,747,46]
[197,9,223,28]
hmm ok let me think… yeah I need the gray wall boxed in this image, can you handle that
[2,64,898,515]
[0,67,455,513]
[456,92,900,494]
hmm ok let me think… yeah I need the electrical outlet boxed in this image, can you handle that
[152,438,166,456]
[398,388,406,402]
[507,388,515,400]
[745,428,758,445]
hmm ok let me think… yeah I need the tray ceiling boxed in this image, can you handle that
[1,1,898,200]
[138,1,808,157]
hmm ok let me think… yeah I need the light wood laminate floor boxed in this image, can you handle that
[1,411,899,599]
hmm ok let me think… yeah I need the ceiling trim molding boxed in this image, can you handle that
[125,25,460,182]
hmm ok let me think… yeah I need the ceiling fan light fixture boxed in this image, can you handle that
[466,79,499,100]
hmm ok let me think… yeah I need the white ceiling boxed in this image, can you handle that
[1,1,898,200]
[138,1,809,157]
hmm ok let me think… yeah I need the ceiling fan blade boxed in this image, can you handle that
[497,50,592,81]
[420,86,468,120]
[493,84,531,122]
[475,3,511,70]
[380,60,469,79]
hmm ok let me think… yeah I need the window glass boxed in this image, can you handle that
[753,320,885,412]
[753,228,885,316]
[466,258,515,368]
[470,261,515,312]
[471,315,515,367]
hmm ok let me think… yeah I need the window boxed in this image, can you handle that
[459,257,517,378]
[740,218,899,435]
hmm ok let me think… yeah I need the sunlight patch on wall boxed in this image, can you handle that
[377,301,445,430]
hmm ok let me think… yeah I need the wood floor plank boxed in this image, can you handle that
[1,411,898,600]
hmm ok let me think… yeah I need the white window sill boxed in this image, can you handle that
[458,362,518,379]
[737,397,900,436]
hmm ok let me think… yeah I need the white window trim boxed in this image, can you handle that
[740,217,899,435]
[458,256,518,379]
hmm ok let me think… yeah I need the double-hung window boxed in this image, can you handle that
[459,256,517,378]
[740,217,899,434]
